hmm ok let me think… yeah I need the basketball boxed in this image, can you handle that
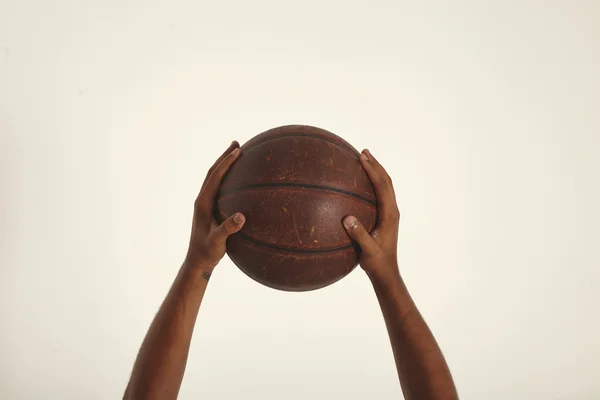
[217,125,377,291]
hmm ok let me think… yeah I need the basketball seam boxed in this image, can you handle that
[218,182,377,206]
[234,231,356,253]
[242,132,358,155]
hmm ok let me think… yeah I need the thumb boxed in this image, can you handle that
[343,216,378,256]
[211,212,246,244]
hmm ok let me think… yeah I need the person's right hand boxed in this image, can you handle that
[185,141,246,274]
[343,149,401,282]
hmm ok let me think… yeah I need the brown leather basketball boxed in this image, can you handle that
[217,125,377,291]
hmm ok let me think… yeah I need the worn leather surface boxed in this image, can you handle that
[217,125,377,291]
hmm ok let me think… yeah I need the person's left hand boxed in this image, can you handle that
[184,141,246,275]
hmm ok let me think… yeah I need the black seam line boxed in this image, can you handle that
[236,232,355,254]
[243,132,359,155]
[218,182,377,206]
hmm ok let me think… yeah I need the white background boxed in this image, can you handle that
[1,1,599,399]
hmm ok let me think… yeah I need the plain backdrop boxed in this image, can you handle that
[1,1,599,399]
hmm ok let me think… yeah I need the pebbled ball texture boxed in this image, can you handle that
[217,125,377,291]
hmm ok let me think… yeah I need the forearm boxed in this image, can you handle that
[124,261,210,400]
[370,269,457,400]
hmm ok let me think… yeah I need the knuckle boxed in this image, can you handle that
[357,224,369,235]
[222,152,237,165]
[213,163,229,178]
[220,216,240,234]
[224,218,237,232]
[350,228,362,238]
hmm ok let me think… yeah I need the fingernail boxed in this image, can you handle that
[233,213,245,224]
[232,148,240,156]
[344,216,357,228]
[360,152,369,161]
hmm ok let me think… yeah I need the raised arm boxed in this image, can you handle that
[343,149,458,400]
[123,142,245,400]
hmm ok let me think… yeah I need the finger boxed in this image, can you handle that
[197,147,242,212]
[343,216,379,257]
[360,149,399,226]
[210,212,246,244]
[201,141,240,191]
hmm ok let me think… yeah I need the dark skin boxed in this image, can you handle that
[123,143,458,400]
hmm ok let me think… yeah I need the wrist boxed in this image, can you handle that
[182,255,214,274]
[178,259,215,289]
[368,265,403,292]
